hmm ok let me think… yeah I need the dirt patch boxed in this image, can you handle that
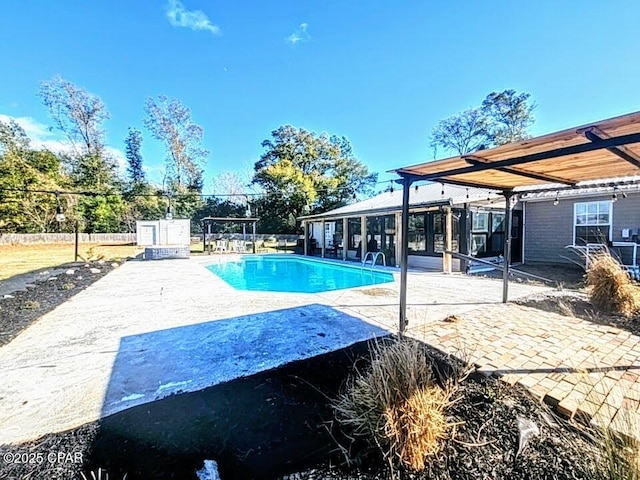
[358,288,396,297]
[471,263,586,290]
[0,261,121,347]
[0,340,610,480]
[517,290,640,337]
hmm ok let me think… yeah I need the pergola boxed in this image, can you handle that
[391,110,640,333]
[200,216,260,253]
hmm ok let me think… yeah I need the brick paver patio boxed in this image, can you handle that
[408,302,640,439]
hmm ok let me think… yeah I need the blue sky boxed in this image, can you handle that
[1,1,640,189]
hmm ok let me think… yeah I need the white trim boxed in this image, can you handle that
[572,200,613,246]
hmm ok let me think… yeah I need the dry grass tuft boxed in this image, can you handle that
[383,384,450,471]
[585,252,638,316]
[333,337,454,472]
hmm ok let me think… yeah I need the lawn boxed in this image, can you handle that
[0,242,297,281]
[0,243,142,281]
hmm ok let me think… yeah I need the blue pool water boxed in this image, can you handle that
[205,255,394,293]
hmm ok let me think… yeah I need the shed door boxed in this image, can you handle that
[140,225,157,245]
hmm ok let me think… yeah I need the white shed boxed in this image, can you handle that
[136,219,190,246]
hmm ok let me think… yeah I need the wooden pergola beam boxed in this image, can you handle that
[581,127,640,169]
[463,154,577,185]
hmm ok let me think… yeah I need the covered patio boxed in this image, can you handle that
[200,216,260,253]
[393,111,640,333]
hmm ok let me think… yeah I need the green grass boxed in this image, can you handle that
[0,243,142,281]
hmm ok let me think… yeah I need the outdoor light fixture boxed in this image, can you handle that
[441,183,445,197]
[165,205,173,220]
[55,204,65,222]
[553,192,559,206]
[612,193,618,203]
[414,184,419,192]
[389,182,394,194]
[466,188,469,200]
[622,190,628,199]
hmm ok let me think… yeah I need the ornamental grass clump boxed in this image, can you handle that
[585,252,639,316]
[333,337,453,472]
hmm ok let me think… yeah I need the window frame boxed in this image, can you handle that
[573,200,613,246]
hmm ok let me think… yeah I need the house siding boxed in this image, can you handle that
[524,192,640,264]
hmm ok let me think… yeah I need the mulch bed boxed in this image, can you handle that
[0,262,615,480]
[0,261,120,347]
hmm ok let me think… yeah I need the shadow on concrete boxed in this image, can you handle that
[90,304,388,479]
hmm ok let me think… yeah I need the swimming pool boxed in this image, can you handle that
[205,255,394,293]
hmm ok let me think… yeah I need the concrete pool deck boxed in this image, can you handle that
[1,254,632,445]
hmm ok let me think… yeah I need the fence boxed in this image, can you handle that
[0,233,136,245]
[0,233,302,245]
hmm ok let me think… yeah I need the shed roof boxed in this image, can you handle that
[299,183,500,221]
[392,111,640,191]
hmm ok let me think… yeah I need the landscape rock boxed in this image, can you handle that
[89,268,101,274]
[65,269,75,275]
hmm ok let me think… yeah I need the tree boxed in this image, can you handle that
[39,76,119,192]
[0,118,30,154]
[211,171,248,206]
[0,119,69,232]
[481,89,536,145]
[39,75,109,157]
[124,128,145,190]
[252,125,377,232]
[144,95,208,194]
[430,89,536,157]
[430,108,490,156]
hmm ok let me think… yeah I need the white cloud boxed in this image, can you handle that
[0,114,72,154]
[286,22,310,45]
[0,114,52,141]
[166,0,221,35]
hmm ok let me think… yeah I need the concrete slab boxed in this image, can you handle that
[0,255,549,445]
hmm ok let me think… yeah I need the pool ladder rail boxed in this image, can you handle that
[362,251,386,270]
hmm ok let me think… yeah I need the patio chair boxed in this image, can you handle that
[214,239,228,253]
[277,239,287,252]
[232,240,244,253]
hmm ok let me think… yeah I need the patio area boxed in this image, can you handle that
[0,256,637,445]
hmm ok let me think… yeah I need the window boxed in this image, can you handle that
[348,218,361,249]
[492,214,505,232]
[490,213,505,252]
[472,212,489,231]
[574,201,612,246]
[408,214,426,253]
[408,211,460,255]
[471,234,487,255]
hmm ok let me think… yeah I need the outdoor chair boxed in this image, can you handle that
[214,240,228,253]
[277,239,287,252]
[232,240,244,253]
